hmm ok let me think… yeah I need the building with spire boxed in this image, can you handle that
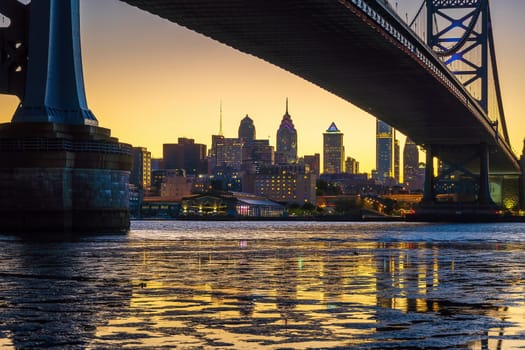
[208,102,226,173]
[238,114,256,142]
[323,122,345,174]
[276,98,298,164]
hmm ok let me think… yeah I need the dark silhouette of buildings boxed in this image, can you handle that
[163,138,207,175]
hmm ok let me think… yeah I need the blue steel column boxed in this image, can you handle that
[422,146,434,204]
[12,0,97,125]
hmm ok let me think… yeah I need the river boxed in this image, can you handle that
[0,221,524,349]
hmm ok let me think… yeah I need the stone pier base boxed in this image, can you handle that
[0,122,132,233]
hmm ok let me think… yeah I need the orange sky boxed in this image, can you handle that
[1,0,524,173]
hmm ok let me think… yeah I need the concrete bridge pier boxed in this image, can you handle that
[0,0,131,233]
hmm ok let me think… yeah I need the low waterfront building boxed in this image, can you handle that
[141,198,181,219]
[181,192,285,218]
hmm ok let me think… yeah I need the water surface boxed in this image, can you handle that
[1,221,524,349]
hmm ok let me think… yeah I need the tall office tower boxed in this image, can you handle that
[238,114,256,142]
[304,153,321,176]
[394,138,400,184]
[163,138,207,175]
[276,98,298,164]
[323,122,345,174]
[215,137,243,171]
[130,147,151,190]
[376,119,394,183]
[403,138,419,191]
[345,157,359,175]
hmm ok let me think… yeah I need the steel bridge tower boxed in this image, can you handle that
[419,0,521,216]
[0,1,132,233]
[426,0,509,142]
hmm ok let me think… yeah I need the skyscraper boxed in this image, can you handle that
[276,98,297,164]
[323,122,345,174]
[376,119,394,183]
[403,138,423,192]
[238,114,256,142]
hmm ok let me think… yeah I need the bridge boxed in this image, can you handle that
[0,0,523,231]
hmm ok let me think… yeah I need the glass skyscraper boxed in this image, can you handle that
[323,122,344,174]
[376,119,394,183]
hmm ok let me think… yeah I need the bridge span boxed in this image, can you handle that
[0,0,523,230]
[121,0,519,174]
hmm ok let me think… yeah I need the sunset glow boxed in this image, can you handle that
[1,0,524,173]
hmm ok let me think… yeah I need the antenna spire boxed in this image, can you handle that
[219,100,223,136]
[286,97,289,114]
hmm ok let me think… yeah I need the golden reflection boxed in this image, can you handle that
[87,239,523,348]
[0,336,14,350]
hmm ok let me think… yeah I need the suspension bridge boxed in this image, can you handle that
[0,0,523,230]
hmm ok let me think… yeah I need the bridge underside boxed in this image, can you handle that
[122,0,518,173]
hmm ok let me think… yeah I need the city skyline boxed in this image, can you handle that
[1,0,524,173]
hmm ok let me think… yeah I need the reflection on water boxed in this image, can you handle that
[0,221,525,349]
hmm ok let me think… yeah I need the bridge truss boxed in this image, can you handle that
[399,0,519,212]
[406,0,509,144]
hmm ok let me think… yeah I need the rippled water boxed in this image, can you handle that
[1,221,525,349]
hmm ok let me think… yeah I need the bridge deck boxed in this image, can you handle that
[121,0,519,173]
